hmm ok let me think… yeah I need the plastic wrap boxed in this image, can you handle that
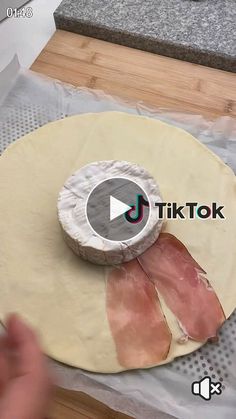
[0,57,236,419]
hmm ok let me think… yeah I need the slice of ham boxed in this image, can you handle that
[106,259,171,369]
[138,233,226,342]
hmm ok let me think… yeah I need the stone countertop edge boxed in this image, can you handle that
[54,13,236,73]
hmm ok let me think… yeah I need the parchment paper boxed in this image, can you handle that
[0,57,236,419]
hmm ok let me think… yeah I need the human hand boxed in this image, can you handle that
[0,314,53,419]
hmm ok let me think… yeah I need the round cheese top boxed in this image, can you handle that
[58,160,163,265]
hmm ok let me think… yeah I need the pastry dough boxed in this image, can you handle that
[0,112,235,373]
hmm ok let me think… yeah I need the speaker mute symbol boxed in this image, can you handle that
[192,376,222,401]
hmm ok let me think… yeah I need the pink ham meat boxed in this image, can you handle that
[106,259,171,369]
[138,233,226,342]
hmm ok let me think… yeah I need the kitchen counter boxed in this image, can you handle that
[54,0,236,72]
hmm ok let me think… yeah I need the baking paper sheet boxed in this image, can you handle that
[0,57,236,419]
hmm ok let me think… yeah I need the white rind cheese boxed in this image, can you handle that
[58,160,163,265]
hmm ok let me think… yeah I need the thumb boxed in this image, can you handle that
[0,336,10,395]
[6,314,41,375]
[0,314,52,419]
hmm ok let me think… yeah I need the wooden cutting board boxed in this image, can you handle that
[32,30,236,119]
[49,387,132,419]
[31,29,235,419]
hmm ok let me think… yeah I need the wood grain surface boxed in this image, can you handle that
[49,388,132,419]
[31,29,235,419]
[32,30,236,119]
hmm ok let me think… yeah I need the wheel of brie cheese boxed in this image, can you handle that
[58,160,163,265]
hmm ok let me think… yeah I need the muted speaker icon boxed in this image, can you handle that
[192,376,222,401]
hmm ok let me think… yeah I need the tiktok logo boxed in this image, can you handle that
[125,194,149,224]
[124,195,225,224]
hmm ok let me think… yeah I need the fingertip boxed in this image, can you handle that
[6,313,36,345]
[5,313,20,343]
[5,312,19,329]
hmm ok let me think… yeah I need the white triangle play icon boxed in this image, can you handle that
[110,196,132,221]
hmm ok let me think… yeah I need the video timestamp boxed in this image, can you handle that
[6,7,33,18]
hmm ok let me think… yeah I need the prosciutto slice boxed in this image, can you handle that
[106,259,171,369]
[138,233,226,342]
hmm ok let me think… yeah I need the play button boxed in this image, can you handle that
[110,196,132,221]
[86,177,150,242]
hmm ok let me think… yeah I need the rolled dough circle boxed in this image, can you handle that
[0,112,236,373]
[57,160,163,265]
